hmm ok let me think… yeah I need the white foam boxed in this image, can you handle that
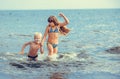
[0,51,120,77]
[38,54,45,61]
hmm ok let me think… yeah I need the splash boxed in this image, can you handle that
[0,51,120,79]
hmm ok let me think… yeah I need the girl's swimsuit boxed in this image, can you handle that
[47,42,58,48]
[48,27,58,48]
[49,27,59,33]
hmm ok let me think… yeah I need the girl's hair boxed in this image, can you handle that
[59,26,70,35]
[48,16,59,26]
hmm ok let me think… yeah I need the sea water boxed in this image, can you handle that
[0,9,120,79]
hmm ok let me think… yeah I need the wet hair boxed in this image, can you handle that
[48,16,59,26]
[59,26,70,35]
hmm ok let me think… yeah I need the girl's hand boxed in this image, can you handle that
[59,13,64,17]
[40,42,44,46]
[19,51,24,55]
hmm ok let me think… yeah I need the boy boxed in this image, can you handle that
[19,32,44,61]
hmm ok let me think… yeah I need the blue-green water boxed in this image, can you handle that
[0,9,120,79]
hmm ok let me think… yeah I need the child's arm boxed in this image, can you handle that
[59,13,69,26]
[19,42,31,55]
[40,45,44,54]
[41,25,49,46]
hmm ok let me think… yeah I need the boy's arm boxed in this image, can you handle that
[19,42,31,55]
[59,13,69,27]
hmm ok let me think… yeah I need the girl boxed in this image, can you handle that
[41,13,70,60]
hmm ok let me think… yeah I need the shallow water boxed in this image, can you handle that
[0,9,120,79]
[0,51,120,79]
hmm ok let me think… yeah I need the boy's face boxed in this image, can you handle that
[34,35,41,44]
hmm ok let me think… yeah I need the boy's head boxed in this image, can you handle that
[34,32,42,43]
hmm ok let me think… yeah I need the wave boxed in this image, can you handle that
[0,52,120,79]
[105,46,120,54]
[9,33,32,37]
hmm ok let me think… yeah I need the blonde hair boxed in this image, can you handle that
[34,32,42,38]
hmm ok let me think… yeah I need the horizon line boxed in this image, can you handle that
[0,8,120,11]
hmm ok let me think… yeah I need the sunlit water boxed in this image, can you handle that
[0,9,120,79]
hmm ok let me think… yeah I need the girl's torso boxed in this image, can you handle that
[48,26,59,44]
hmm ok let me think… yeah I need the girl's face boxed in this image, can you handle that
[49,22,55,27]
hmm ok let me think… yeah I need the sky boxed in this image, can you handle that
[0,0,120,10]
